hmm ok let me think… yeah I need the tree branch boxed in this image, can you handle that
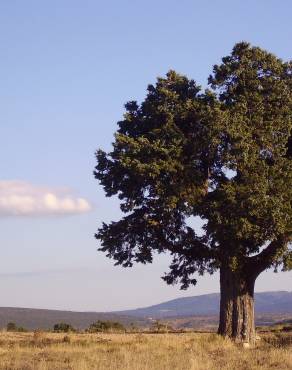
[248,235,291,276]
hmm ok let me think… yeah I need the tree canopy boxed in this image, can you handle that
[94,42,292,290]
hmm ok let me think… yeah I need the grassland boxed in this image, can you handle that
[0,331,291,370]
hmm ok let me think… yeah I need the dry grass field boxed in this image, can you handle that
[0,331,291,370]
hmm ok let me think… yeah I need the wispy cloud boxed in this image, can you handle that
[0,267,94,278]
[0,270,64,278]
[0,180,92,217]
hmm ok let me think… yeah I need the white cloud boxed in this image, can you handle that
[0,180,92,217]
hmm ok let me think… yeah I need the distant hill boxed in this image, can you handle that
[0,308,148,330]
[117,291,292,318]
[0,291,291,330]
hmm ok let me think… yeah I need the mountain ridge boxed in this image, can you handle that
[116,291,292,318]
[0,291,291,330]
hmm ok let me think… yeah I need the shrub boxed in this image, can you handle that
[87,320,125,333]
[16,326,27,332]
[53,322,75,333]
[151,320,173,333]
[6,322,17,332]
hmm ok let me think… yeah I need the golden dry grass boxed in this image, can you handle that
[0,331,291,370]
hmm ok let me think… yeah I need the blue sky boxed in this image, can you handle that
[0,0,291,311]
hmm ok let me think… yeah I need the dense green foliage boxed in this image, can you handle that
[53,322,75,333]
[6,322,17,332]
[87,320,125,333]
[95,42,292,289]
[6,322,27,332]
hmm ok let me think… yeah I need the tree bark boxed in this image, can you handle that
[218,264,256,345]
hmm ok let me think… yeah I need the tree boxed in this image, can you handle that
[6,322,27,332]
[53,322,75,333]
[6,322,17,332]
[94,43,292,344]
[87,320,125,333]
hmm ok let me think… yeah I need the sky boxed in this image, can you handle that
[0,0,291,312]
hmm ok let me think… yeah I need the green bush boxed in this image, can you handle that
[53,322,75,333]
[87,320,125,333]
[6,322,27,332]
[6,322,17,332]
[16,326,27,332]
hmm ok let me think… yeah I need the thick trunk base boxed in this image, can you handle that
[218,265,256,345]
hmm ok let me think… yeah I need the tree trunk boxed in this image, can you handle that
[218,265,256,345]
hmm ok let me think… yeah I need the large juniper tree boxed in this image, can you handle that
[94,43,292,344]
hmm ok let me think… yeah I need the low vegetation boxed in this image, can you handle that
[0,331,291,370]
[53,322,76,333]
[6,322,27,333]
[86,320,125,333]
